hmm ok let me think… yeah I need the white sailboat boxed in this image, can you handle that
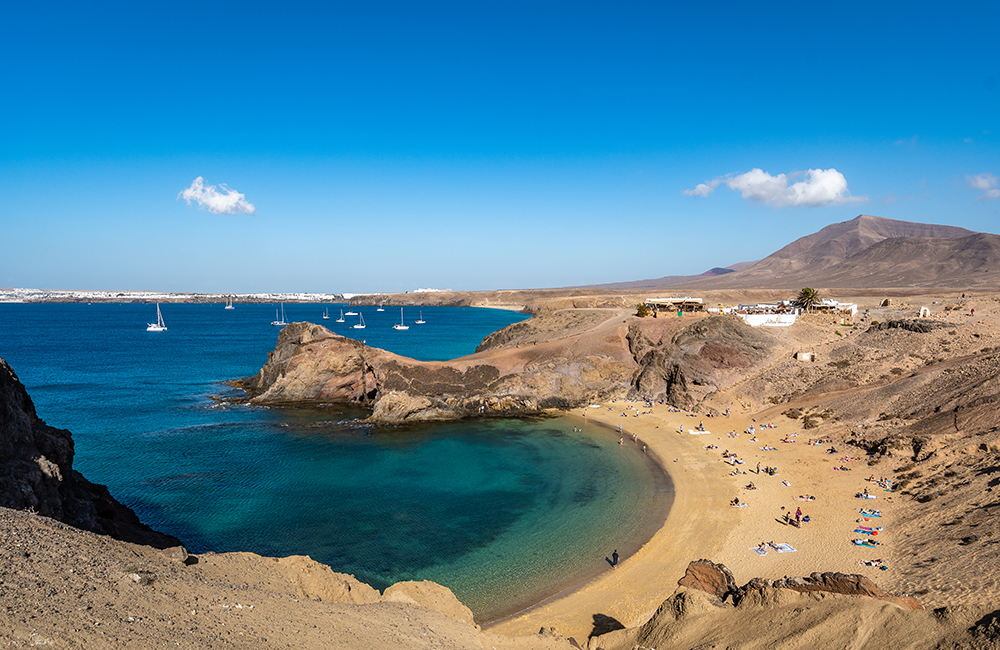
[345,307,358,316]
[146,304,167,332]
[271,303,287,327]
[224,295,235,310]
[414,310,426,324]
[377,304,385,312]
[336,309,345,323]
[322,307,330,320]
[353,313,366,329]
[393,307,409,330]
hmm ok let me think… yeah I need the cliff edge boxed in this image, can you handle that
[0,357,180,549]
[233,311,786,422]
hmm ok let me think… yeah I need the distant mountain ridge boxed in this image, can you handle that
[566,263,754,291]
[626,214,995,291]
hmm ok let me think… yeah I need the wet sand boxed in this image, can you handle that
[486,399,900,641]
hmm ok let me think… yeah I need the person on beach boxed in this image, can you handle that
[756,462,761,474]
[612,550,619,568]
[619,436,624,445]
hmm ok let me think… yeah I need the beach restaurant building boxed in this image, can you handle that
[645,297,705,314]
[812,299,859,316]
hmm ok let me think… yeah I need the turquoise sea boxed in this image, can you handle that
[0,302,671,621]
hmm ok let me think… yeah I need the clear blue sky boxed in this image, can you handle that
[1,1,997,293]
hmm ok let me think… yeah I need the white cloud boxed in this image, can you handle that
[683,168,867,207]
[177,176,256,215]
[681,180,721,197]
[966,172,1000,202]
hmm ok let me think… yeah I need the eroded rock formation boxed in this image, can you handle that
[234,313,783,422]
[0,357,180,549]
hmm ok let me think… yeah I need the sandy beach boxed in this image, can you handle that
[487,398,901,641]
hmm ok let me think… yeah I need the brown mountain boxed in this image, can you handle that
[564,264,747,291]
[675,214,992,289]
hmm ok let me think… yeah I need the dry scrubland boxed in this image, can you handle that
[5,291,1000,648]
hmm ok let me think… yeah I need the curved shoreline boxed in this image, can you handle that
[484,402,740,640]
[479,415,675,627]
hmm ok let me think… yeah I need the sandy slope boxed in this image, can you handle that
[487,401,913,641]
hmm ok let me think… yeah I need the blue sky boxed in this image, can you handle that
[1,1,997,293]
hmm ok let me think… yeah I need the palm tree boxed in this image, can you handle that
[793,288,821,312]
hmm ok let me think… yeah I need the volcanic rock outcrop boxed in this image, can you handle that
[0,357,179,548]
[234,312,784,422]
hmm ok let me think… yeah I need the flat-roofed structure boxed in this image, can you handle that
[813,299,858,316]
[737,301,796,314]
[645,297,705,313]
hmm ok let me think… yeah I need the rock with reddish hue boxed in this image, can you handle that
[235,314,783,422]
[676,559,738,601]
[735,571,924,611]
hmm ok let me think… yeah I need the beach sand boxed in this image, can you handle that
[486,400,899,641]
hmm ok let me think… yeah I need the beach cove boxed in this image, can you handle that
[0,302,670,622]
[488,398,904,641]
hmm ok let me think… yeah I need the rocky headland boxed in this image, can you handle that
[232,310,785,423]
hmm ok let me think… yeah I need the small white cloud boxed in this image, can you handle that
[177,177,256,215]
[895,135,919,148]
[683,168,866,207]
[966,172,1000,202]
[681,180,721,197]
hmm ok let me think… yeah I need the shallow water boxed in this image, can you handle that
[0,303,670,619]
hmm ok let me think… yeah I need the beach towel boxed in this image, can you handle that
[751,546,767,556]
[689,431,712,435]
[732,503,748,508]
[852,539,880,547]
[857,494,877,500]
[795,496,815,501]
[854,529,880,535]
[781,480,791,486]
[775,543,797,553]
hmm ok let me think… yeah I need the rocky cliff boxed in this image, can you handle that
[234,312,785,422]
[0,357,180,549]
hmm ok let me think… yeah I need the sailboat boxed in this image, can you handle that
[353,313,366,329]
[377,304,385,312]
[345,307,358,316]
[146,304,167,332]
[322,307,330,320]
[414,310,426,324]
[271,303,287,327]
[224,295,235,310]
[336,309,345,323]
[393,307,409,330]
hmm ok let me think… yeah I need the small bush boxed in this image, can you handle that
[890,367,904,375]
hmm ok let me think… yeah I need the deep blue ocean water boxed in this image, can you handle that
[0,302,670,620]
